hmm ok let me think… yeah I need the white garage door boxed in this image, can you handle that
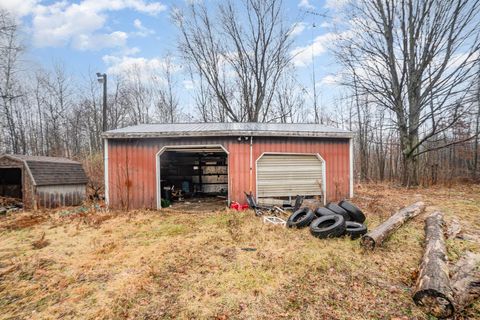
[256,153,325,199]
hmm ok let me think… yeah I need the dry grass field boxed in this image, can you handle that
[0,183,479,320]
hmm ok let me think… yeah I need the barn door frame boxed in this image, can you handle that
[155,144,229,210]
[255,152,327,205]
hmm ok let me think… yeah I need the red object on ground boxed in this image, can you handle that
[230,201,249,211]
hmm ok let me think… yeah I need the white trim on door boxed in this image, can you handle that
[349,138,354,198]
[255,152,327,205]
[104,139,109,206]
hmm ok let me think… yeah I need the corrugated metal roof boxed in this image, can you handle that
[0,154,88,186]
[7,154,80,164]
[103,122,354,139]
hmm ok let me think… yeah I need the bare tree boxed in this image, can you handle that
[270,72,306,123]
[0,9,23,154]
[37,63,73,156]
[194,75,223,122]
[174,0,294,122]
[119,65,153,125]
[152,55,180,123]
[336,0,480,186]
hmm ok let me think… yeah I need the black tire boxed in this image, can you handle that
[338,200,366,223]
[310,215,346,238]
[314,207,336,217]
[325,203,351,221]
[345,221,367,239]
[287,207,315,228]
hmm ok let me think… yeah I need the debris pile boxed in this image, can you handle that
[0,196,23,215]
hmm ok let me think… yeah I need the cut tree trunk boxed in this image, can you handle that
[451,251,480,311]
[361,201,425,250]
[413,211,455,318]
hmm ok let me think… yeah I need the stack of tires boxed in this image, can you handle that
[286,200,367,239]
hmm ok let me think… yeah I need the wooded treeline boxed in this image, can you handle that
[0,0,479,187]
[0,12,185,157]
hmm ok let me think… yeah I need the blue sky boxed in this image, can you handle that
[1,0,347,116]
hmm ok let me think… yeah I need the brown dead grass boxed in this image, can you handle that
[0,183,479,320]
[1,213,48,230]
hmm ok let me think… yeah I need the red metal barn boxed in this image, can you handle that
[103,123,354,209]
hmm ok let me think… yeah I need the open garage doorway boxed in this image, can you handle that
[0,168,22,200]
[157,145,228,210]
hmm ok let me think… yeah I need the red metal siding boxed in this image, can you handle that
[251,137,350,202]
[107,136,351,209]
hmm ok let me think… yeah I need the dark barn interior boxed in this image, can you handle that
[160,150,228,204]
[0,168,22,199]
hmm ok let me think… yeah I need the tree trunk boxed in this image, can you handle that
[473,62,480,180]
[413,211,455,319]
[451,251,480,311]
[361,201,425,250]
[402,152,419,187]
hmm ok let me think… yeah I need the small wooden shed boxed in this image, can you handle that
[0,155,88,209]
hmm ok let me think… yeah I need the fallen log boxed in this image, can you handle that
[413,211,455,318]
[451,251,480,311]
[460,233,480,243]
[446,218,462,239]
[360,201,425,250]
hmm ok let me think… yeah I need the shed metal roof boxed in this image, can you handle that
[0,154,88,186]
[8,155,80,164]
[103,123,354,139]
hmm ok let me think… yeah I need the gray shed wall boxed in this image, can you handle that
[36,184,86,208]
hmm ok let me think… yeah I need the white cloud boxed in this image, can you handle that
[133,19,143,29]
[73,31,128,51]
[32,2,107,47]
[324,0,349,10]
[1,0,166,50]
[319,74,341,86]
[132,18,155,37]
[68,0,167,16]
[102,54,175,83]
[291,32,337,67]
[319,21,332,28]
[183,80,195,90]
[121,46,141,55]
[446,51,479,70]
[298,0,315,10]
[0,0,38,17]
[291,30,353,67]
[290,22,307,37]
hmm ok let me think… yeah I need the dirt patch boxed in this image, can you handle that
[0,213,48,230]
[32,232,50,249]
[167,196,227,213]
